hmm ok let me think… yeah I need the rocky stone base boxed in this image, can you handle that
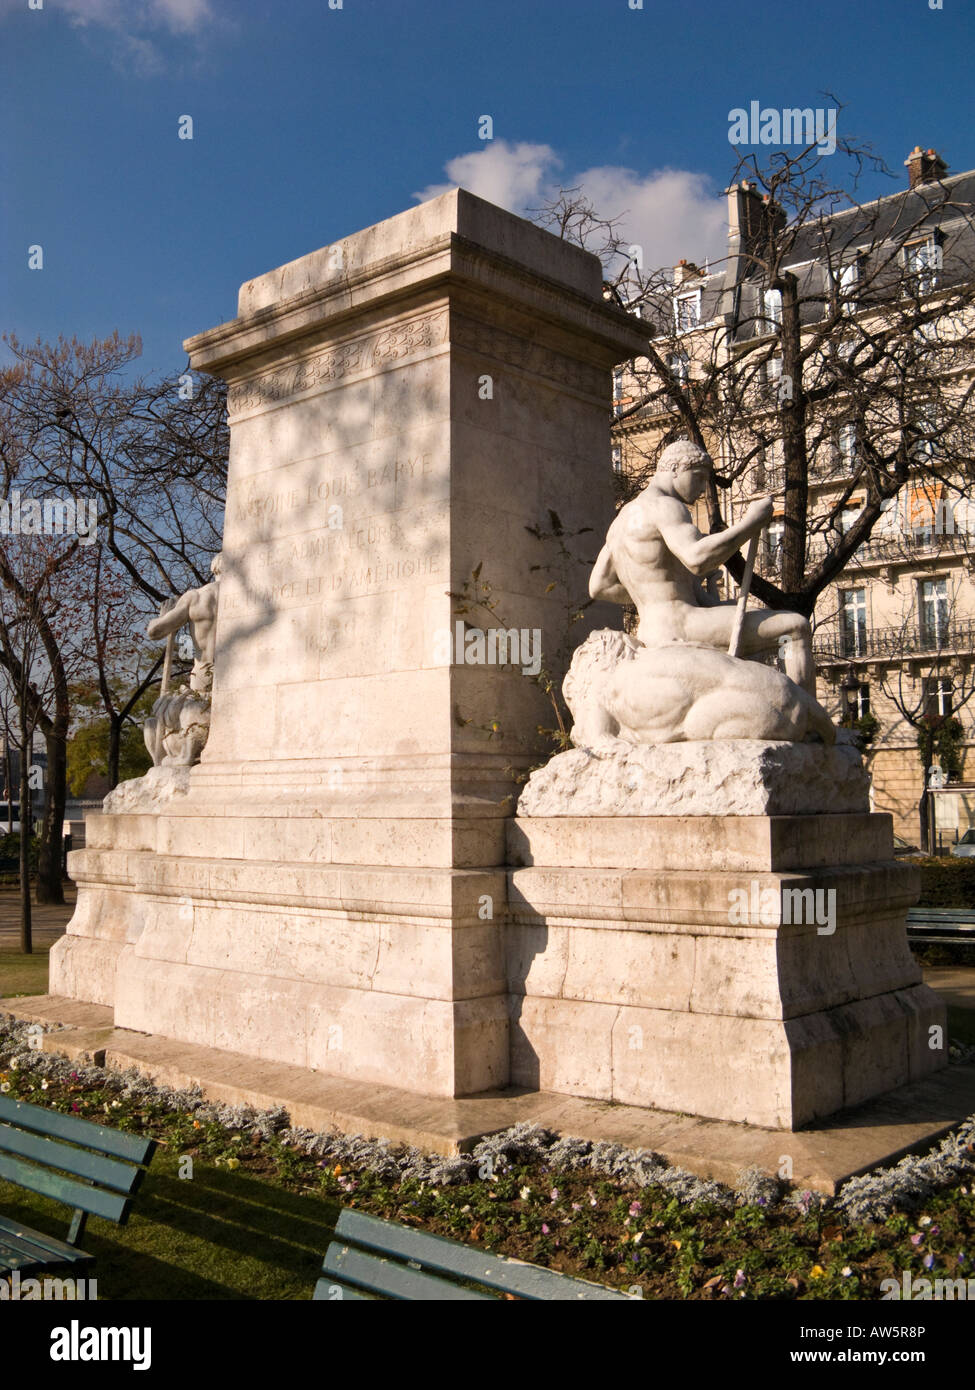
[517,736,870,818]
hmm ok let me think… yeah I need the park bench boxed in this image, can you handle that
[907,907,975,946]
[0,1095,156,1276]
[314,1207,633,1301]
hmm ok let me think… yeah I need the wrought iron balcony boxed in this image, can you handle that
[762,528,973,577]
[813,618,975,663]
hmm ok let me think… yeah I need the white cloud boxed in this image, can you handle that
[0,0,216,72]
[53,0,213,31]
[415,141,727,273]
[415,141,563,214]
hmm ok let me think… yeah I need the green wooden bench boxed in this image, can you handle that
[314,1208,633,1301]
[0,1095,156,1276]
[907,907,975,945]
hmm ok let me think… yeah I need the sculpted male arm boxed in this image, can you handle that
[146,591,196,642]
[589,543,633,605]
[653,496,774,577]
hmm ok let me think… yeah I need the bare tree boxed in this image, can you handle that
[0,333,229,898]
[534,131,975,617]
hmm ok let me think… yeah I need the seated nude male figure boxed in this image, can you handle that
[589,440,815,696]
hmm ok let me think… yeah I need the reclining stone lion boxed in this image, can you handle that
[564,630,836,749]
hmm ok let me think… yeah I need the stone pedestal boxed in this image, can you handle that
[50,190,647,1097]
[506,811,946,1128]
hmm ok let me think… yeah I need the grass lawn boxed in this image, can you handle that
[0,1148,339,1300]
[0,946,50,998]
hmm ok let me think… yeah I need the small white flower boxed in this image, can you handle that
[0,1083,10,1094]
[519,1186,531,1201]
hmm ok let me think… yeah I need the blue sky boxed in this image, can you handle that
[3,0,973,377]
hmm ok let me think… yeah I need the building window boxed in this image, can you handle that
[839,504,862,536]
[830,258,860,316]
[611,445,623,474]
[837,422,857,464]
[674,292,701,332]
[765,519,785,568]
[613,368,625,418]
[762,288,783,334]
[838,258,860,313]
[669,351,690,387]
[910,401,940,462]
[843,682,871,721]
[924,676,953,719]
[903,236,941,294]
[919,578,949,649]
[840,586,868,657]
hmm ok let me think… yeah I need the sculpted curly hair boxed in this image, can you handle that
[655,440,712,475]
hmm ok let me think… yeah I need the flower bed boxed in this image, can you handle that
[1,1014,973,1300]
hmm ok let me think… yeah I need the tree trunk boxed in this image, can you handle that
[35,728,66,904]
[777,272,811,607]
[107,713,121,790]
[18,716,31,954]
[918,790,930,854]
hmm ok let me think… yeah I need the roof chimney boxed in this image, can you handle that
[905,146,948,189]
[674,258,701,285]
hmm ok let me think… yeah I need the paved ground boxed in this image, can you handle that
[0,886,76,948]
[924,965,975,1011]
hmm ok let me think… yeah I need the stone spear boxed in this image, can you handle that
[727,529,763,659]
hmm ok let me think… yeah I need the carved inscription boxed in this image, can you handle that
[221,448,441,617]
[229,310,448,415]
[233,453,434,528]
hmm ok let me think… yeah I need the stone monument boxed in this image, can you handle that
[49,190,945,1133]
[50,189,647,1098]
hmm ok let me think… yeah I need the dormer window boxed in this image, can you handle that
[832,257,861,315]
[762,288,783,335]
[674,291,701,332]
[903,236,941,294]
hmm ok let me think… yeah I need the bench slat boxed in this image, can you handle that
[0,1123,144,1196]
[0,1234,92,1274]
[313,1276,374,1301]
[324,1242,491,1301]
[0,1153,130,1227]
[0,1097,155,1167]
[0,1212,93,1262]
[334,1209,630,1301]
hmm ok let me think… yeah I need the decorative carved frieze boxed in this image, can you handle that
[228,309,449,415]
